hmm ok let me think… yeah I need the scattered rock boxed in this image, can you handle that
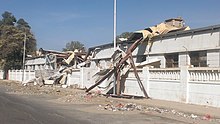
[100,103,144,112]
[62,85,68,88]
[191,114,198,119]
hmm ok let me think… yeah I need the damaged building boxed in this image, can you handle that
[89,18,220,69]
[80,18,220,103]
[7,17,220,108]
[25,48,86,70]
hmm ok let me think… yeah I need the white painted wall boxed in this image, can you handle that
[95,47,115,59]
[91,30,220,68]
[148,67,220,107]
[188,82,220,107]
[149,32,220,55]
[80,66,220,108]
[149,80,181,102]
[66,69,80,86]
[122,70,145,96]
[8,70,35,82]
[0,70,4,79]
[207,50,220,67]
[7,66,220,108]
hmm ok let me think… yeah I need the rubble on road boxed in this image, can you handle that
[97,100,220,123]
[99,103,143,112]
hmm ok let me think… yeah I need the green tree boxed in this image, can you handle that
[16,18,36,55]
[0,11,16,26]
[63,41,85,52]
[17,18,31,30]
[116,32,133,42]
[0,25,25,70]
[0,11,37,72]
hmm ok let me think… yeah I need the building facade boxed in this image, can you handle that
[90,24,220,69]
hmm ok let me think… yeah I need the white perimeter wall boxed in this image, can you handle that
[189,82,220,107]
[79,66,220,108]
[7,66,220,108]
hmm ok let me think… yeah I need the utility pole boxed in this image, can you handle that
[113,0,117,51]
[22,33,26,82]
[113,0,117,95]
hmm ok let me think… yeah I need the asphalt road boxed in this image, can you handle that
[0,88,189,124]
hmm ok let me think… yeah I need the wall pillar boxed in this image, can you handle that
[80,68,84,88]
[180,66,189,103]
[179,53,190,67]
[160,56,166,68]
[66,73,72,86]
[80,67,89,89]
[143,67,150,96]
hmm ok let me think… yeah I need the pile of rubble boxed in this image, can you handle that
[99,103,143,112]
[23,48,88,88]
[98,102,220,122]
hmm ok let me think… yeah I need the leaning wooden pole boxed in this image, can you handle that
[116,68,121,95]
[129,55,149,98]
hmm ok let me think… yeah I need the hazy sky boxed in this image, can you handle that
[1,0,220,51]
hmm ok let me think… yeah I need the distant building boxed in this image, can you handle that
[25,48,68,70]
[25,48,87,70]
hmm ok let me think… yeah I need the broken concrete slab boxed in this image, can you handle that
[44,79,54,85]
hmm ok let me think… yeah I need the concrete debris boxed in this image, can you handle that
[61,85,68,88]
[24,47,88,88]
[22,77,44,86]
[145,107,217,121]
[35,77,44,86]
[191,114,198,119]
[100,103,144,112]
[98,101,220,122]
[44,79,54,85]
[146,107,169,113]
[23,65,81,88]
